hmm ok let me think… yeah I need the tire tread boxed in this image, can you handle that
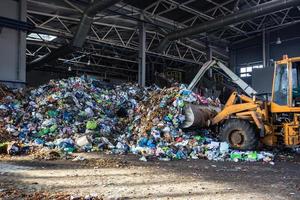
[220,119,258,150]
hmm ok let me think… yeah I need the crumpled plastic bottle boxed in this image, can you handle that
[86,120,97,130]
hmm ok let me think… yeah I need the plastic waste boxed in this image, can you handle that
[0,76,274,164]
[76,136,90,147]
[86,121,97,130]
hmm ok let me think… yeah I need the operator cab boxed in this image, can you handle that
[272,55,300,108]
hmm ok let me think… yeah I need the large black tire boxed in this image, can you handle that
[220,119,258,150]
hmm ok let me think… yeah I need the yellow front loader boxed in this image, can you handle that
[212,55,300,149]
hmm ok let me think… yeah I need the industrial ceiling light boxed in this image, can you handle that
[68,66,72,72]
[87,59,91,66]
[276,37,282,45]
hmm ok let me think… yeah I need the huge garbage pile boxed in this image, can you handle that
[0,83,23,101]
[0,77,274,163]
[0,77,146,154]
[0,83,24,144]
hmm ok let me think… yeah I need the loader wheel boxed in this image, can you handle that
[220,119,258,150]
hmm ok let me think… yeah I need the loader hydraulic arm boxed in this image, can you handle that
[188,60,257,97]
[211,92,258,125]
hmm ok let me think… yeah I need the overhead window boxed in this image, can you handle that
[27,33,57,41]
[240,64,263,78]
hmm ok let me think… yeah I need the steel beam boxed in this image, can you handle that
[158,0,300,52]
[26,10,211,65]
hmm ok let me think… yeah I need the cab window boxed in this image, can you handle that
[273,64,289,105]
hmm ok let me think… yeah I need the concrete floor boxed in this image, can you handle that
[0,153,299,200]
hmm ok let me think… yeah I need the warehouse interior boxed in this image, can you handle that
[1,0,300,199]
[1,0,299,89]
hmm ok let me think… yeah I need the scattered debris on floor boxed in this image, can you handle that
[32,148,67,160]
[0,186,103,200]
[0,76,275,163]
[82,158,128,168]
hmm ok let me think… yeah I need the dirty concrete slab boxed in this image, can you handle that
[0,153,299,200]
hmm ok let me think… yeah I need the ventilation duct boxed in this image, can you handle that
[157,0,300,52]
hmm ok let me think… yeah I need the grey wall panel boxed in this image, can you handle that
[270,39,300,61]
[1,0,18,18]
[230,24,300,93]
[235,45,262,65]
[231,24,300,66]
[0,0,26,88]
[252,67,274,94]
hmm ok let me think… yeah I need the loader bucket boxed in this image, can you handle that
[182,103,220,128]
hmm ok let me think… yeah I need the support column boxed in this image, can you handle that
[206,43,213,61]
[262,29,267,68]
[266,31,270,68]
[0,0,26,88]
[206,41,213,77]
[138,15,146,87]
